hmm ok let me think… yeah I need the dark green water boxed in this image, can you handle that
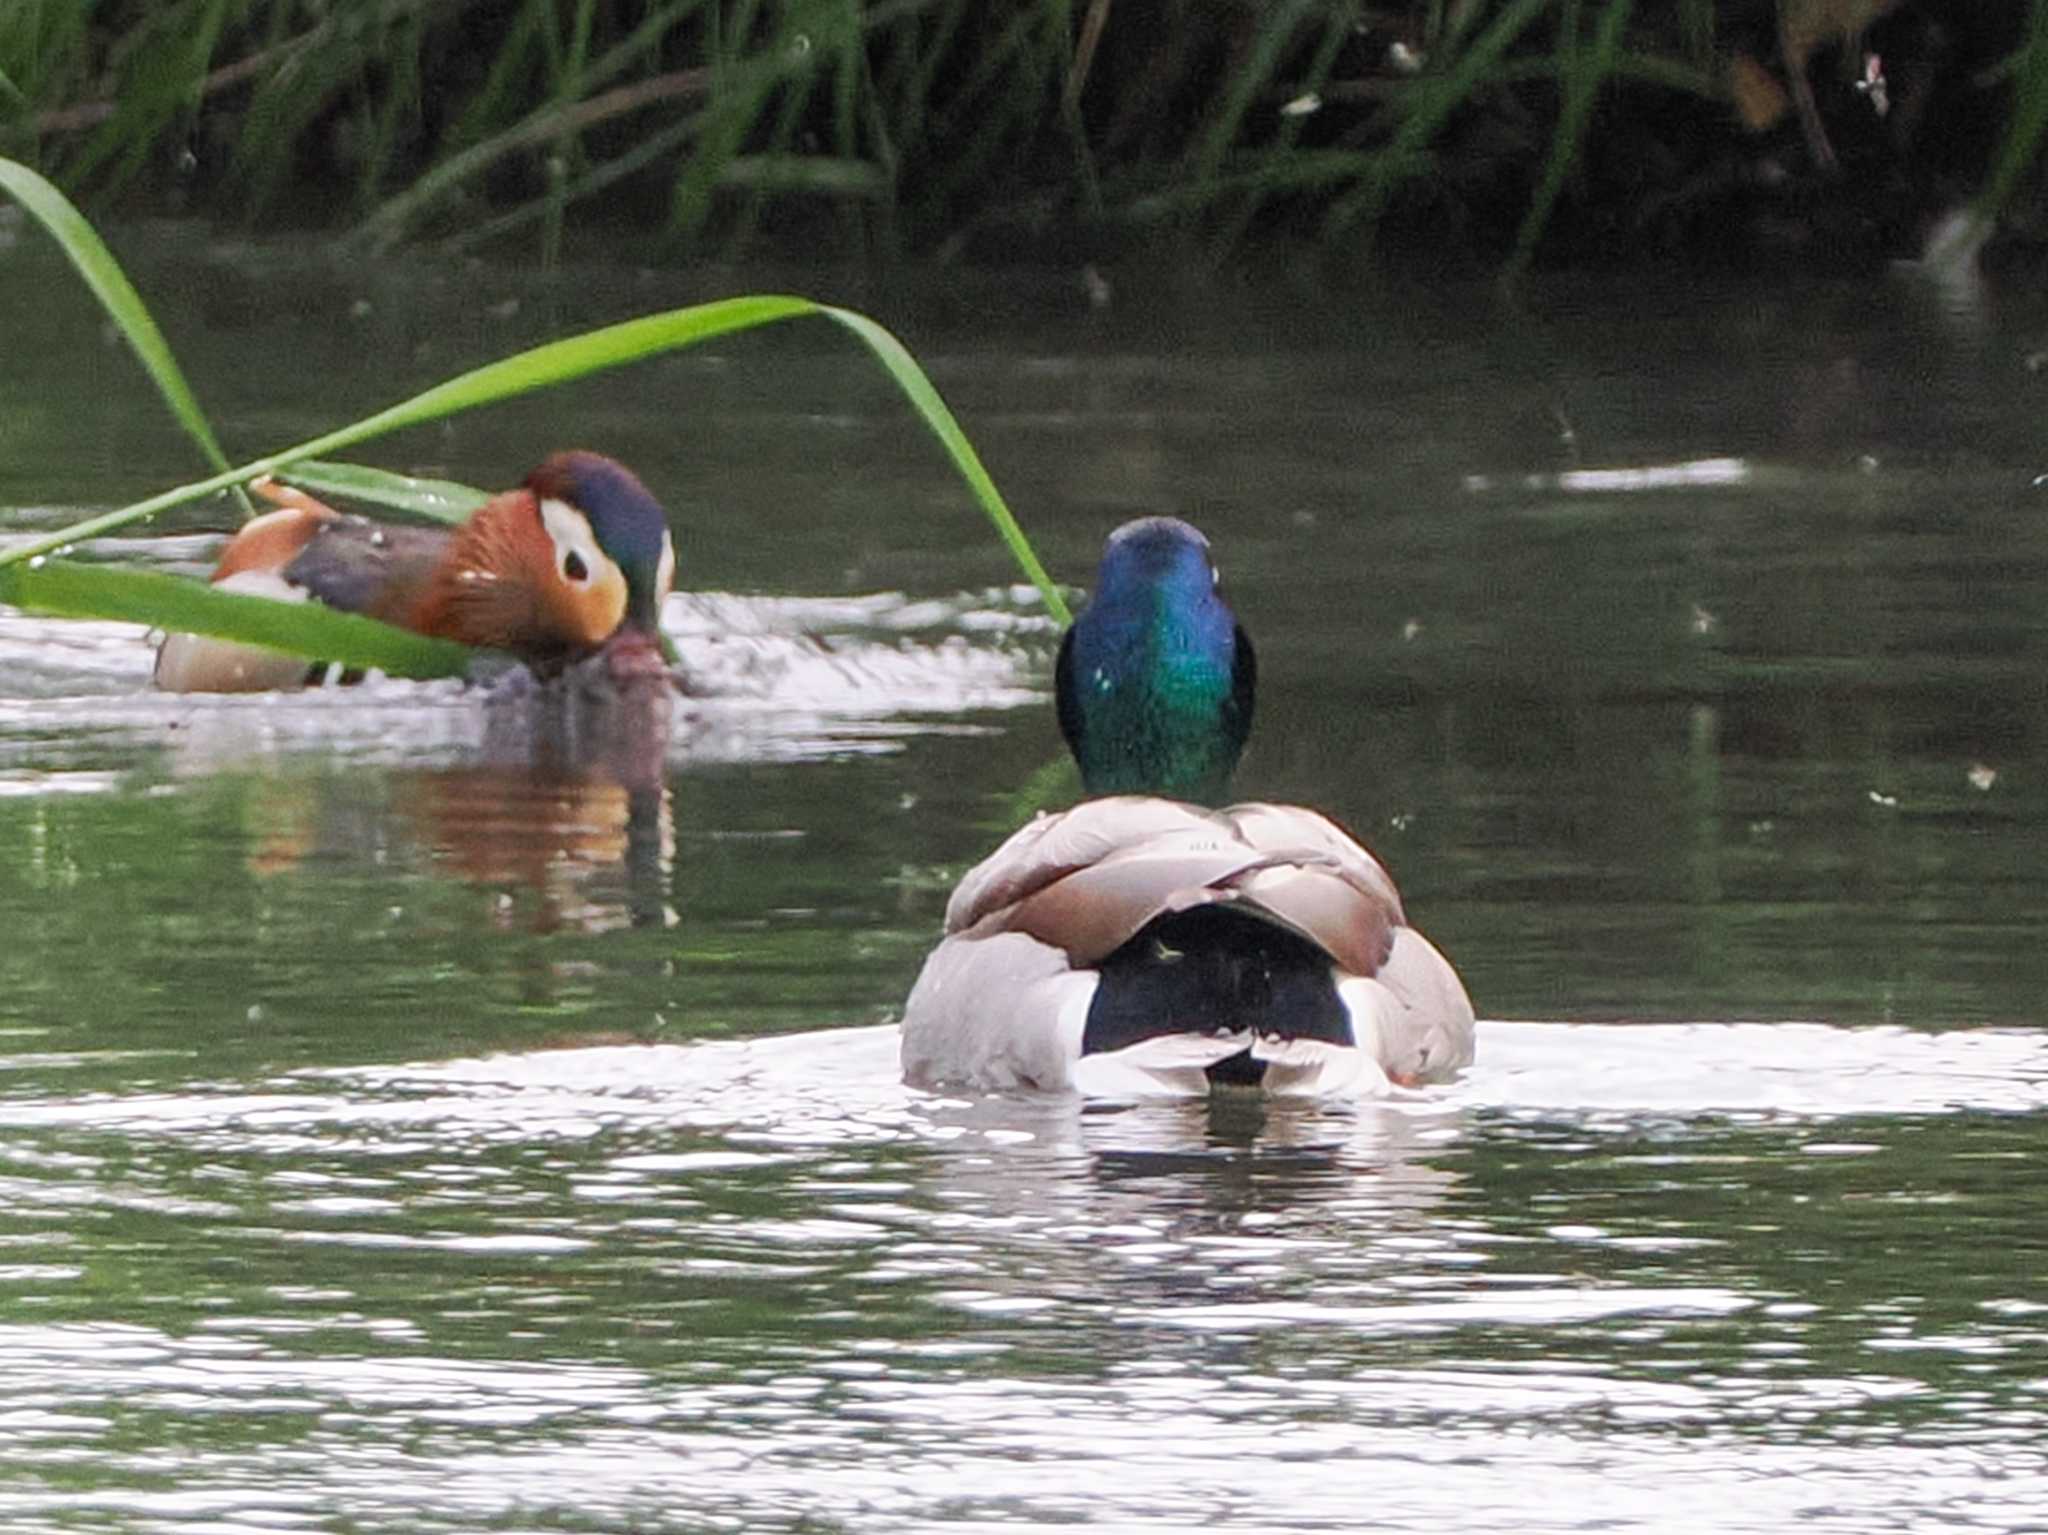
[2,230,2046,1531]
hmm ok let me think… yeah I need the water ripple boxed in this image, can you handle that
[0,586,1052,773]
[0,1024,2044,1532]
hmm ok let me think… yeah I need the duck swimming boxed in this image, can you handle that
[899,516,1474,1097]
[154,451,675,692]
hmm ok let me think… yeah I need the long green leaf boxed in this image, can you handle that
[1187,0,1315,182]
[816,303,1066,623]
[0,559,474,679]
[0,294,1072,625]
[719,153,889,195]
[0,156,236,480]
[283,461,489,523]
[442,110,703,255]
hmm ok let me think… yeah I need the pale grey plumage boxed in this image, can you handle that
[900,796,1474,1096]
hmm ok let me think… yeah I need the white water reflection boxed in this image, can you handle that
[352,1017,2048,1128]
[5,1018,2047,1141]
[0,1021,2045,1533]
[0,584,1052,771]
[1458,1020,2048,1117]
[0,1320,2037,1535]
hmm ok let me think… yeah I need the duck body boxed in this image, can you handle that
[154,452,676,692]
[900,516,1474,1098]
[900,796,1473,1095]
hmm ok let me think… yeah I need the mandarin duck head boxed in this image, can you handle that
[418,450,678,675]
[520,450,676,647]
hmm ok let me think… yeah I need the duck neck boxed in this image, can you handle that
[1060,593,1249,805]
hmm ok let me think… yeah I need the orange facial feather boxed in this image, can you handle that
[403,490,549,650]
[404,490,626,657]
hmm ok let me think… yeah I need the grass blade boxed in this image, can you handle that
[1978,0,2048,227]
[0,156,237,481]
[0,559,474,680]
[282,462,490,523]
[720,153,889,195]
[1187,0,1314,182]
[0,294,1072,625]
[1505,0,1636,281]
[814,303,1068,624]
[1324,0,1555,239]
[441,111,704,254]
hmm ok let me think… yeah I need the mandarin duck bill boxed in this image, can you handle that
[153,451,677,692]
[900,516,1475,1098]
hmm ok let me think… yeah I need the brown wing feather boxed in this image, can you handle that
[944,797,1220,931]
[946,795,1407,979]
[280,518,453,625]
[1219,863,1396,977]
[991,841,1284,964]
[210,505,332,582]
[1220,802,1405,918]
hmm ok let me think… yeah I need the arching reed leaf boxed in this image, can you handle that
[0,293,1072,626]
[816,302,1070,625]
[282,462,490,524]
[0,157,238,483]
[0,558,474,680]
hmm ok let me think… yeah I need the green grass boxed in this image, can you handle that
[1980,1,2048,228]
[5,2,2041,267]
[0,154,1070,678]
[1505,0,1636,282]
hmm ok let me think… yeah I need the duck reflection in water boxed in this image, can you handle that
[241,664,677,936]
[897,1080,1470,1321]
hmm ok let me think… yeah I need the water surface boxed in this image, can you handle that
[2,236,2046,1531]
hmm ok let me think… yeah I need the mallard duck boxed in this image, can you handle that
[900,516,1474,1096]
[154,451,675,692]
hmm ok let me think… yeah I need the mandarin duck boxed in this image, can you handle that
[154,451,676,692]
[900,516,1475,1097]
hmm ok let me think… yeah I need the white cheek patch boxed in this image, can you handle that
[655,531,676,603]
[538,497,617,587]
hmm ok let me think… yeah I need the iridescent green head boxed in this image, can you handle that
[1055,517,1256,805]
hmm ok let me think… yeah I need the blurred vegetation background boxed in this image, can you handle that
[2,1,2045,273]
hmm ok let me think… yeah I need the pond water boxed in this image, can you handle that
[2,229,2048,1532]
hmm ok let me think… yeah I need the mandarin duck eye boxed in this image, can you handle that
[562,550,590,584]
